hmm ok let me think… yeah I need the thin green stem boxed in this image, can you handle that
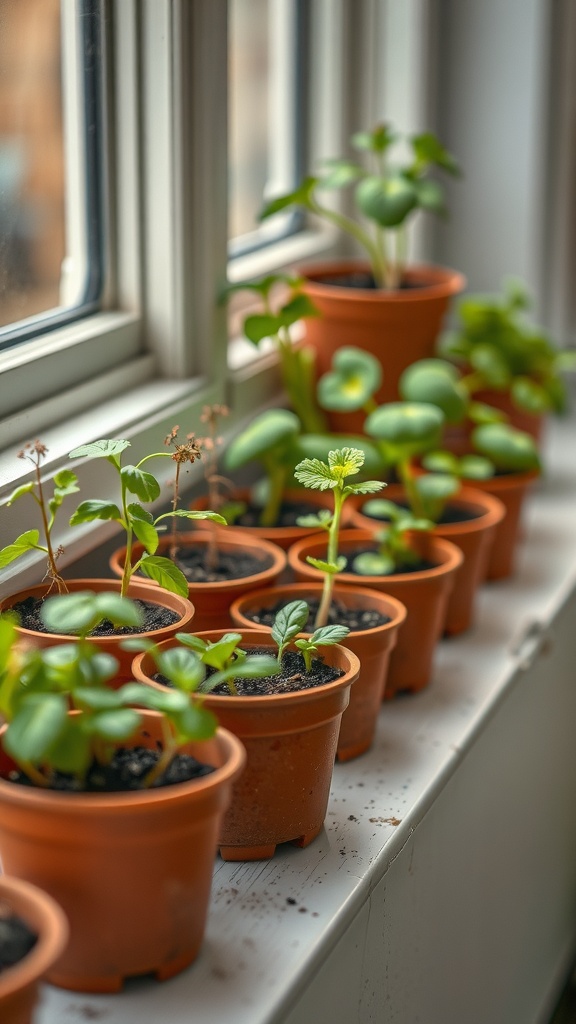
[397,458,423,518]
[309,199,382,281]
[314,486,344,629]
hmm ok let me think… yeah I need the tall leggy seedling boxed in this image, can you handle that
[293,447,385,628]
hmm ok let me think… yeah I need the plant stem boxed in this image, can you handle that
[309,199,383,285]
[120,475,132,598]
[260,457,287,528]
[142,718,176,788]
[34,464,65,593]
[397,458,423,518]
[314,486,344,629]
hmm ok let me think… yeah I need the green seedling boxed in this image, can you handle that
[0,592,218,790]
[437,277,576,416]
[223,408,302,528]
[68,439,226,598]
[133,631,280,697]
[221,274,327,433]
[270,599,349,667]
[398,357,541,477]
[260,123,460,290]
[317,346,383,418]
[351,502,435,576]
[293,447,385,628]
[0,440,80,594]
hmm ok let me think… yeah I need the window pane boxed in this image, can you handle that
[228,0,304,257]
[0,0,101,341]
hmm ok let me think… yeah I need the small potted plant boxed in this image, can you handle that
[287,447,463,697]
[229,446,407,760]
[0,437,220,676]
[320,351,509,617]
[259,122,465,420]
[0,594,245,992]
[191,406,383,549]
[104,428,288,630]
[437,277,576,439]
[396,357,543,579]
[130,603,360,860]
[0,875,68,1024]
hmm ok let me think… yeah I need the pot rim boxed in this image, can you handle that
[0,875,69,998]
[288,529,464,583]
[299,260,466,302]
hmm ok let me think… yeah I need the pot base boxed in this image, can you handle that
[220,823,323,862]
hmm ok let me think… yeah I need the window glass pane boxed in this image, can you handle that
[0,0,101,342]
[228,0,304,257]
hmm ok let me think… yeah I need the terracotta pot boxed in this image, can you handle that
[0,714,245,993]
[461,471,540,580]
[229,583,406,761]
[188,488,356,551]
[0,578,195,682]
[300,261,466,432]
[132,630,360,860]
[351,486,506,635]
[287,529,462,698]
[0,876,68,1024]
[109,532,286,631]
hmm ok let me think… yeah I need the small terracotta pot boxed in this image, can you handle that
[351,486,506,635]
[132,630,359,860]
[300,260,466,432]
[287,529,462,698]
[189,488,356,551]
[109,532,286,631]
[0,715,245,993]
[461,471,540,580]
[229,583,406,761]
[0,578,195,682]
[0,876,68,1024]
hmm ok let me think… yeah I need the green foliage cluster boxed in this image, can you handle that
[0,592,218,790]
[438,278,576,415]
[260,124,460,290]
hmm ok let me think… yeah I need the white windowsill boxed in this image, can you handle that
[34,407,576,1024]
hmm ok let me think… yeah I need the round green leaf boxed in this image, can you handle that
[365,402,445,456]
[224,409,300,470]
[471,423,541,472]
[399,360,467,424]
[356,174,418,228]
[318,347,382,412]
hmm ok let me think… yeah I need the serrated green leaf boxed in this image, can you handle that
[308,624,350,646]
[271,600,309,648]
[121,465,161,503]
[138,555,189,597]
[69,439,131,462]
[346,479,386,496]
[293,458,337,491]
[69,500,122,525]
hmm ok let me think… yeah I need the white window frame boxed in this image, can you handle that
[1,0,386,595]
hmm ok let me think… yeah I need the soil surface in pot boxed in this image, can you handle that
[7,747,214,793]
[233,498,329,529]
[311,271,427,291]
[10,596,179,636]
[172,547,272,583]
[154,649,344,696]
[243,598,389,633]
[208,648,344,696]
[0,903,37,971]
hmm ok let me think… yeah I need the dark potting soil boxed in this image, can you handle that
[234,498,326,529]
[0,904,37,972]
[244,597,389,633]
[172,547,272,583]
[312,271,427,291]
[8,746,214,793]
[155,648,344,696]
[10,596,179,636]
[208,648,344,696]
